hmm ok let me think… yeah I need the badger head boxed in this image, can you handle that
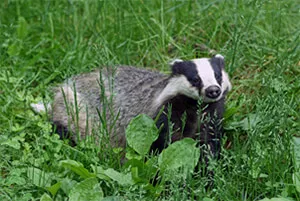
[155,54,231,105]
[171,54,231,102]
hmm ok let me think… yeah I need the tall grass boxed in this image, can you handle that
[0,0,299,200]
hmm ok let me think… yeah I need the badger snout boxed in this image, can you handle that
[205,85,221,99]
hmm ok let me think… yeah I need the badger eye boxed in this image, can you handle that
[191,77,201,86]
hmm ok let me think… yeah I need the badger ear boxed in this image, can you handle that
[211,54,225,69]
[171,60,197,76]
[169,59,183,75]
[171,60,190,75]
[169,59,183,66]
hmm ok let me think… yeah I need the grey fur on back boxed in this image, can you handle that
[51,66,169,147]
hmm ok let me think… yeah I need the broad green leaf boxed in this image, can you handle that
[103,168,134,186]
[125,158,157,183]
[17,16,28,39]
[91,165,111,181]
[60,178,77,195]
[40,193,53,201]
[60,160,95,179]
[27,167,52,188]
[125,147,142,160]
[92,165,134,186]
[69,178,103,201]
[46,182,61,197]
[126,114,159,156]
[158,138,200,173]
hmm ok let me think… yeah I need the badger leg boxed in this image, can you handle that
[150,103,183,154]
[50,85,92,145]
[196,98,225,187]
[199,97,225,160]
[151,111,169,153]
[52,121,76,146]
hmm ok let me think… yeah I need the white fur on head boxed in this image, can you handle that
[169,59,183,66]
[213,54,232,95]
[221,71,232,93]
[192,58,221,102]
[154,56,232,106]
[214,54,224,60]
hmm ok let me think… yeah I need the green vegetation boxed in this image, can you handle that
[0,0,299,200]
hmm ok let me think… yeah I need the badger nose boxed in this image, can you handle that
[205,85,221,99]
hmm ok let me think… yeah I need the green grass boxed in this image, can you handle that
[0,0,299,200]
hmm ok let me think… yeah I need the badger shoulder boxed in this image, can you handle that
[112,66,169,117]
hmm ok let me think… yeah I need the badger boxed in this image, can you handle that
[32,54,231,159]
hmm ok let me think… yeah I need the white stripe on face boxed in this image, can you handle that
[222,71,232,93]
[153,75,199,108]
[192,58,220,96]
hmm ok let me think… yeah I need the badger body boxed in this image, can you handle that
[36,54,231,157]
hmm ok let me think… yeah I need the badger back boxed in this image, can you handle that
[50,66,168,147]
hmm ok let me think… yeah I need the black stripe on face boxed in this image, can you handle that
[171,61,203,88]
[209,57,223,85]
